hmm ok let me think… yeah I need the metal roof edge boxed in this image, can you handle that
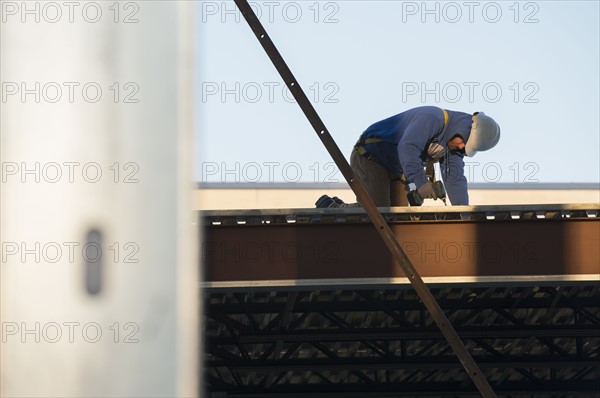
[201,275,600,292]
[197,182,600,190]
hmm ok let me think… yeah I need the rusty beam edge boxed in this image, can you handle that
[200,275,600,292]
[200,203,600,217]
[201,214,599,227]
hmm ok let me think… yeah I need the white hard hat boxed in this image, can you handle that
[465,112,500,157]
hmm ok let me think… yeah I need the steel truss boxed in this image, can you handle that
[204,284,600,397]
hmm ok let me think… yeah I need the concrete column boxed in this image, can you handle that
[1,1,198,396]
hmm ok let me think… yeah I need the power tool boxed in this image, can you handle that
[407,180,447,206]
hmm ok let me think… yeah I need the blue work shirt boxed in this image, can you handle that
[360,106,473,205]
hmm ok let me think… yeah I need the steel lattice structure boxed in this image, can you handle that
[201,204,600,398]
[204,285,600,397]
[202,204,600,397]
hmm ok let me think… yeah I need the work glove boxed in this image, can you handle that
[417,182,438,200]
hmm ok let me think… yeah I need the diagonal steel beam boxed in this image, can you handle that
[264,292,299,388]
[233,1,496,395]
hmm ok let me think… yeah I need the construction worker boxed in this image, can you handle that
[316,106,500,207]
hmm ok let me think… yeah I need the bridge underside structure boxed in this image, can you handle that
[202,204,600,397]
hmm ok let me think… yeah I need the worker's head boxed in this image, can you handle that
[465,112,500,157]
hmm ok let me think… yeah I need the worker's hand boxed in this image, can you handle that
[417,182,438,200]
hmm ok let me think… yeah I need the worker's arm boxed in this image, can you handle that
[440,153,469,205]
[397,116,439,189]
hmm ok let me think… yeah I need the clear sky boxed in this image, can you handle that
[195,1,599,184]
